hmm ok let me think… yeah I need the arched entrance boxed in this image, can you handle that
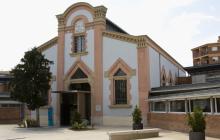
[60,67,92,126]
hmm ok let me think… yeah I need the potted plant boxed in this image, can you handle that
[187,107,206,140]
[132,105,143,130]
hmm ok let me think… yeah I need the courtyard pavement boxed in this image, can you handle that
[0,125,219,140]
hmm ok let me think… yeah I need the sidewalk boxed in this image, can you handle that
[0,125,219,140]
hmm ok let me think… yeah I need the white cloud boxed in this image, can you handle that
[158,12,220,66]
[0,0,219,69]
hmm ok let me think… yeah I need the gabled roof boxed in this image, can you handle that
[37,37,58,52]
[103,31,185,71]
[106,18,128,34]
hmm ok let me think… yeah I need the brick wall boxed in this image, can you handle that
[147,113,220,138]
[0,107,21,124]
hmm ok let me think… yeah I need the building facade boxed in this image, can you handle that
[0,71,23,124]
[148,41,220,138]
[35,2,186,126]
[192,36,220,66]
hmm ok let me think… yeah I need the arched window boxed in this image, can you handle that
[73,20,86,53]
[162,75,166,87]
[168,71,173,86]
[161,66,167,87]
[74,20,85,33]
[113,69,127,104]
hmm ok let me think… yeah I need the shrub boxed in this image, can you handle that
[71,112,88,130]
[26,119,39,127]
[132,105,142,124]
[18,119,39,128]
[72,120,88,130]
[187,107,206,132]
[71,112,82,124]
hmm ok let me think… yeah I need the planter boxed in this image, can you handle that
[132,123,143,130]
[189,132,205,140]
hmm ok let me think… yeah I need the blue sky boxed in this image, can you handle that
[0,0,220,70]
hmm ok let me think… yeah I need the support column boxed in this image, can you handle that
[92,6,107,125]
[56,15,65,126]
[137,36,151,125]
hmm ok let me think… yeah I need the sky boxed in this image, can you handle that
[0,0,220,70]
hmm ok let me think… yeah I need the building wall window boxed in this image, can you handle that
[107,58,134,107]
[113,69,127,105]
[162,75,166,87]
[151,101,166,112]
[190,99,211,112]
[72,19,86,54]
[73,36,85,53]
[216,98,220,113]
[170,100,185,112]
[150,97,220,114]
[212,56,219,62]
[74,20,85,33]
[212,46,218,51]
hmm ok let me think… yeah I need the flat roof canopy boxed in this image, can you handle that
[52,90,90,94]
[148,88,220,101]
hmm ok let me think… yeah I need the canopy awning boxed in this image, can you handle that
[0,100,21,104]
[148,88,220,101]
[52,90,90,94]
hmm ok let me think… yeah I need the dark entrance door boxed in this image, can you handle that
[60,93,77,126]
[85,93,91,123]
[60,83,91,126]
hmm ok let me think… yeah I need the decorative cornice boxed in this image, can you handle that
[56,14,65,30]
[103,31,138,43]
[37,37,58,52]
[103,31,185,71]
[94,6,107,20]
[144,35,185,71]
[136,36,148,48]
[62,2,94,18]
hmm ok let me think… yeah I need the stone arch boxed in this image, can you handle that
[106,58,136,106]
[161,66,167,86]
[62,2,94,26]
[64,60,93,90]
[168,70,174,86]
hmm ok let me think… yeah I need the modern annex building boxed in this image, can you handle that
[0,71,23,123]
[148,37,220,138]
[35,2,186,126]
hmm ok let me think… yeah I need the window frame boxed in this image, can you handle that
[150,101,167,113]
[73,33,86,53]
[190,98,211,113]
[212,56,219,63]
[113,74,128,105]
[106,58,135,108]
[70,19,88,56]
[169,100,186,113]
[212,46,218,51]
[214,97,220,114]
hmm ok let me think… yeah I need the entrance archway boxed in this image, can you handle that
[60,82,91,126]
[60,62,93,126]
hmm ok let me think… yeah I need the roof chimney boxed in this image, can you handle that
[218,36,220,43]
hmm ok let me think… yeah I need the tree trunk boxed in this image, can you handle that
[36,108,40,126]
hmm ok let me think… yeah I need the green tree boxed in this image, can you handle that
[9,47,53,126]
